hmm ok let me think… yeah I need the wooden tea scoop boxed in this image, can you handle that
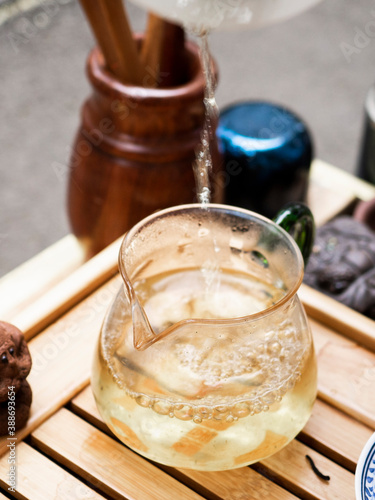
[79,0,144,85]
[141,13,186,88]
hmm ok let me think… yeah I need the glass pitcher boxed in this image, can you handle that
[92,203,317,471]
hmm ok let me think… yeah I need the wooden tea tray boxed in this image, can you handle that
[0,160,374,499]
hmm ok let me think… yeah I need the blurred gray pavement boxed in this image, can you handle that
[1,0,375,276]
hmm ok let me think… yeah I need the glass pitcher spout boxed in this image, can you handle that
[120,252,203,351]
[128,291,156,351]
[120,242,185,351]
[121,272,206,351]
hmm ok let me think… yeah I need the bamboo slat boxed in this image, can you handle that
[31,408,204,500]
[300,399,373,472]
[300,284,375,352]
[306,177,355,227]
[311,159,375,203]
[0,275,121,458]
[166,465,299,500]
[0,235,84,321]
[10,236,122,341]
[254,439,355,500]
[307,159,375,227]
[0,441,104,500]
[312,317,375,428]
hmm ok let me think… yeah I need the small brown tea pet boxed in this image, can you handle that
[0,321,32,435]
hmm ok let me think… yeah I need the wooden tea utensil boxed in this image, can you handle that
[141,13,186,87]
[79,0,144,85]
[101,0,145,84]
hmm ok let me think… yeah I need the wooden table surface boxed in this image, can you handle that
[0,160,374,500]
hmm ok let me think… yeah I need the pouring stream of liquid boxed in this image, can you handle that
[192,30,218,206]
[132,30,218,350]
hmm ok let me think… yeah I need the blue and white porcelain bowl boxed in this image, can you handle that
[356,433,375,500]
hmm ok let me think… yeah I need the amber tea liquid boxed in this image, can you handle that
[92,267,317,470]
